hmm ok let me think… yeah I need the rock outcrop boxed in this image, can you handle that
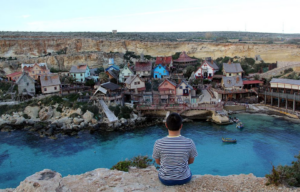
[3,166,298,192]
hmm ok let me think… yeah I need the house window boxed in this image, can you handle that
[32,71,34,74]
[163,70,166,73]
[81,74,83,76]
[229,73,231,76]
[54,87,57,90]
[81,78,83,82]
[27,83,29,86]
[138,82,140,84]
[44,88,47,91]
[180,86,182,89]
[159,66,161,69]
[31,89,33,91]
[39,71,41,73]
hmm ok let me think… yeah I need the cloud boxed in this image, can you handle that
[22,15,30,18]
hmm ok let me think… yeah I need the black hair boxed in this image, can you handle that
[166,113,182,131]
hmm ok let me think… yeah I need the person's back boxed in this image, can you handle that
[153,113,198,186]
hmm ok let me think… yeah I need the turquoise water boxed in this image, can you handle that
[1,114,300,189]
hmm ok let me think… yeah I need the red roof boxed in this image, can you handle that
[243,80,263,85]
[155,56,172,65]
[174,51,197,63]
[135,61,152,72]
[7,71,22,77]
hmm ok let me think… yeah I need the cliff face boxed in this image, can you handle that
[1,36,300,75]
[2,167,297,192]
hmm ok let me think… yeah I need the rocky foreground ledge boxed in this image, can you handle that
[1,167,299,192]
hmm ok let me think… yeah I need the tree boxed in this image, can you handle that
[95,67,104,75]
[99,72,109,83]
[253,74,260,80]
[85,79,95,88]
[183,66,195,79]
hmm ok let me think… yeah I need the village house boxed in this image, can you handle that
[176,80,196,104]
[16,73,35,96]
[135,54,152,78]
[222,61,244,77]
[105,69,119,81]
[93,82,122,105]
[124,75,145,93]
[119,65,134,83]
[155,56,172,66]
[270,78,300,94]
[194,57,219,80]
[40,73,61,94]
[7,71,22,81]
[158,79,177,104]
[153,64,169,79]
[69,64,90,83]
[173,51,197,69]
[21,63,50,80]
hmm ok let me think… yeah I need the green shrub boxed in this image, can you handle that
[266,152,300,187]
[56,106,63,112]
[111,155,154,172]
[111,160,132,172]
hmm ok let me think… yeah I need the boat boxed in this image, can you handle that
[222,137,237,143]
[236,122,244,129]
[232,117,240,123]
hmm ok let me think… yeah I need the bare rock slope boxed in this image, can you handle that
[2,167,299,192]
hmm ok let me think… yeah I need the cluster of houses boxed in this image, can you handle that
[6,51,267,106]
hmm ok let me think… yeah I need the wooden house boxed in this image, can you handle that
[153,64,169,79]
[176,80,196,104]
[69,64,90,83]
[119,65,134,83]
[7,71,22,82]
[16,73,35,96]
[40,73,61,94]
[194,58,219,80]
[124,75,145,93]
[21,63,50,80]
[222,61,244,77]
[158,79,177,104]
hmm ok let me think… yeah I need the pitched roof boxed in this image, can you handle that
[177,80,193,89]
[106,69,119,79]
[155,56,172,65]
[21,63,49,70]
[40,74,61,87]
[6,71,22,77]
[174,51,197,63]
[203,60,219,70]
[159,79,177,88]
[105,64,120,71]
[270,78,300,86]
[70,64,88,73]
[120,66,134,75]
[223,63,244,73]
[16,73,35,84]
[154,64,168,71]
[124,75,143,85]
[101,82,120,91]
[93,86,107,95]
[222,76,243,88]
[135,61,152,72]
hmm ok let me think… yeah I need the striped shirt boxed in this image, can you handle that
[152,136,198,180]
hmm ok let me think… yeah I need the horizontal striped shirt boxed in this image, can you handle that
[152,136,198,180]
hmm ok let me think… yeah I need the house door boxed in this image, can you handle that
[204,72,208,78]
[155,75,157,78]
[183,89,188,96]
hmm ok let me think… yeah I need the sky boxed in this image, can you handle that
[0,0,299,33]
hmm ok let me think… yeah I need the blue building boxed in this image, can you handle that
[105,58,120,72]
[153,64,169,79]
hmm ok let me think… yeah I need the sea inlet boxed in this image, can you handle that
[1,114,300,189]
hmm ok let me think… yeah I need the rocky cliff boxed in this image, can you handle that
[1,34,300,75]
[1,166,298,192]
